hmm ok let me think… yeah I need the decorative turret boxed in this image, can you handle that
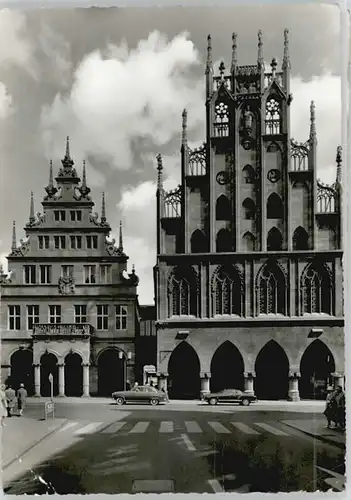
[11,221,16,251]
[309,101,317,143]
[57,136,79,181]
[257,30,264,69]
[79,160,91,199]
[205,34,214,98]
[336,145,342,185]
[156,153,164,193]
[230,32,237,73]
[45,160,58,198]
[182,109,188,147]
[282,28,291,70]
[101,192,107,225]
[29,191,35,225]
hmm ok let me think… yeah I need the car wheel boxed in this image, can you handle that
[115,397,124,405]
[209,398,218,406]
[241,398,250,406]
[150,398,159,406]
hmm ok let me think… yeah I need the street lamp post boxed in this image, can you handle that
[118,351,132,390]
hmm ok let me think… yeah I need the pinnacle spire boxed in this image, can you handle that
[82,160,87,188]
[118,220,123,251]
[231,32,237,72]
[79,160,91,198]
[61,135,74,169]
[182,109,188,146]
[282,28,291,70]
[49,160,53,188]
[205,34,213,74]
[29,191,35,224]
[156,153,163,191]
[257,30,264,68]
[101,192,106,224]
[310,101,316,141]
[336,145,342,184]
[11,221,16,251]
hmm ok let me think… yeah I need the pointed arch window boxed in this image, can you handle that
[191,229,206,253]
[267,227,283,251]
[242,232,255,252]
[216,229,232,253]
[302,264,332,314]
[293,227,309,250]
[257,263,285,314]
[267,193,283,219]
[242,198,256,220]
[216,195,231,221]
[265,98,281,135]
[214,102,229,137]
[212,267,242,316]
[242,165,255,184]
[168,269,197,317]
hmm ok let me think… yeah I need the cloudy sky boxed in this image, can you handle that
[0,4,342,304]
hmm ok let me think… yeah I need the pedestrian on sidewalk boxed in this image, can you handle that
[0,384,8,426]
[323,386,337,428]
[17,383,28,417]
[4,385,16,418]
[334,386,346,431]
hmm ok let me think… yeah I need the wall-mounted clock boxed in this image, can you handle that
[216,171,230,185]
[267,169,281,183]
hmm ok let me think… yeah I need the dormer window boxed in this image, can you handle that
[54,210,66,222]
[86,235,98,249]
[70,210,82,222]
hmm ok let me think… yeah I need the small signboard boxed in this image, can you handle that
[44,401,55,420]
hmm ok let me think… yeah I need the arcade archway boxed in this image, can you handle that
[10,349,34,394]
[64,352,83,397]
[168,342,201,399]
[254,340,290,400]
[97,349,124,396]
[40,352,59,397]
[299,340,335,400]
[210,341,245,392]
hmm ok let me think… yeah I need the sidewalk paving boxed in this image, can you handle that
[282,419,346,449]
[1,416,67,469]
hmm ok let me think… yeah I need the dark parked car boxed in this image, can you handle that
[202,389,257,406]
[112,385,168,406]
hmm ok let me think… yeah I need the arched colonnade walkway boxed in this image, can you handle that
[7,347,128,397]
[165,339,343,401]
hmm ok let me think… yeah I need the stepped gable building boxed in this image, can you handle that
[154,30,344,401]
[0,138,140,397]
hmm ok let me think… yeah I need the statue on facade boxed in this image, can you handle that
[244,105,254,131]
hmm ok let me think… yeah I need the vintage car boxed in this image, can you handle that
[112,385,168,406]
[202,389,257,406]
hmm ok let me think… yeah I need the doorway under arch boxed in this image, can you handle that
[97,349,124,396]
[10,349,34,394]
[168,342,201,399]
[65,352,83,397]
[254,340,290,400]
[40,352,59,397]
[299,340,336,400]
[210,341,245,392]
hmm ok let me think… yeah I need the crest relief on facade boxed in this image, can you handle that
[58,276,76,295]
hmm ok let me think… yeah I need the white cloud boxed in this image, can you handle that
[40,31,205,173]
[0,82,13,119]
[0,9,34,72]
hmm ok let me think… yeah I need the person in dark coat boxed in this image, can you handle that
[4,385,16,417]
[17,383,28,416]
[323,386,337,428]
[334,386,346,430]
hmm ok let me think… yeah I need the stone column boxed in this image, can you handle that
[200,373,210,399]
[34,364,41,397]
[244,372,255,397]
[288,372,300,402]
[82,364,90,397]
[332,372,345,391]
[58,364,65,397]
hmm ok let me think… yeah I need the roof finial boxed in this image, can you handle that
[310,101,316,140]
[182,109,188,146]
[336,145,342,184]
[282,28,290,70]
[271,58,278,78]
[257,30,264,68]
[82,160,87,188]
[218,61,225,80]
[101,192,106,224]
[29,191,35,224]
[61,135,74,169]
[118,220,123,251]
[11,221,16,251]
[49,160,53,188]
[156,153,163,191]
[205,34,213,74]
[231,32,237,72]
